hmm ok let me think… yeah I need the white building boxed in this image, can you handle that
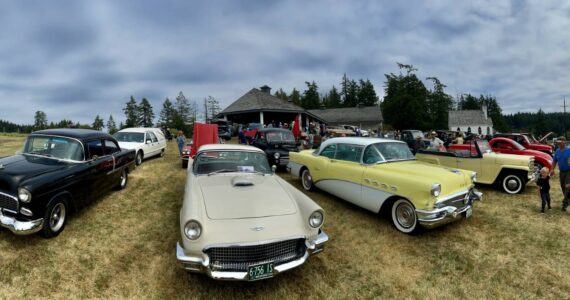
[448,105,494,135]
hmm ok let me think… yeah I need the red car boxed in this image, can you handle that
[493,133,553,156]
[181,123,219,168]
[450,138,553,173]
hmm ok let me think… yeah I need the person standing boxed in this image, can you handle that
[551,136,570,211]
[176,130,186,157]
[536,167,551,213]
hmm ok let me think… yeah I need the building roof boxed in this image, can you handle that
[220,88,305,115]
[307,106,383,125]
[448,110,493,127]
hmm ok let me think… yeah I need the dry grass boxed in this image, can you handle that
[1,135,570,299]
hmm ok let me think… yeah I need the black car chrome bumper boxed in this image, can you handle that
[0,210,43,235]
[416,189,482,229]
[176,230,328,281]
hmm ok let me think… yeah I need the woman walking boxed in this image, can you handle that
[176,130,186,157]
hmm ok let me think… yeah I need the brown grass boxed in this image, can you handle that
[0,136,569,299]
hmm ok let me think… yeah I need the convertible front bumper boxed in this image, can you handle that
[176,230,329,281]
[0,210,44,235]
[416,189,482,229]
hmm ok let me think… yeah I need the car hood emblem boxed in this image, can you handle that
[250,226,264,231]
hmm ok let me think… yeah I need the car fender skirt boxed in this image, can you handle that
[0,211,43,235]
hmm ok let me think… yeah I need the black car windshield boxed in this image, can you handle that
[193,150,271,175]
[371,142,414,162]
[409,131,423,139]
[114,132,145,143]
[266,131,295,142]
[23,135,84,161]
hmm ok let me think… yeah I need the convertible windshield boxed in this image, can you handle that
[266,131,295,142]
[23,135,84,161]
[114,132,145,143]
[367,142,414,162]
[193,150,271,175]
[476,140,492,153]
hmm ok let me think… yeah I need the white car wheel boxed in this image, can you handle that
[391,199,418,234]
[136,151,143,166]
[502,174,523,194]
[301,169,314,191]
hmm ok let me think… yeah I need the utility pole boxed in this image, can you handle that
[563,97,568,139]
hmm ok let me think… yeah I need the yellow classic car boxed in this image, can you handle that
[288,137,481,234]
[416,140,534,194]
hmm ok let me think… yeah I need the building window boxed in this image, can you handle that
[457,127,460,132]
[478,127,482,134]
[487,127,490,135]
[467,127,471,133]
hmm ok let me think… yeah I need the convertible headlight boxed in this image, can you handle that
[431,183,441,197]
[308,210,324,228]
[471,172,477,183]
[184,220,202,240]
[274,152,280,159]
[18,188,32,203]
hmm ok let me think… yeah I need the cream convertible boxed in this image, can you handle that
[176,144,328,281]
[288,138,482,234]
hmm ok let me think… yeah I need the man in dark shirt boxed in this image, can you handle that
[551,136,570,211]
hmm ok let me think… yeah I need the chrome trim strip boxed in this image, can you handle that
[434,186,474,204]
[0,210,43,235]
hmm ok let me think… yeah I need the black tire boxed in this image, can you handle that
[41,197,68,238]
[182,160,188,169]
[301,168,314,191]
[501,173,524,194]
[116,168,128,190]
[391,199,418,234]
[136,151,143,166]
[160,149,165,157]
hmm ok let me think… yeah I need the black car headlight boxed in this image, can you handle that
[274,152,280,159]
[184,220,202,240]
[18,188,32,203]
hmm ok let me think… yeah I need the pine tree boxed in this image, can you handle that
[33,111,47,130]
[123,96,139,128]
[426,77,453,130]
[158,98,175,128]
[107,115,118,134]
[274,88,289,101]
[326,86,342,108]
[301,81,320,109]
[357,79,379,106]
[138,98,155,127]
[290,89,301,107]
[92,115,104,131]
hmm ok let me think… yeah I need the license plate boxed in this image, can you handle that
[248,262,274,281]
[464,207,473,218]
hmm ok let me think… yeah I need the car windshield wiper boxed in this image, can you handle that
[207,169,236,176]
[26,151,53,157]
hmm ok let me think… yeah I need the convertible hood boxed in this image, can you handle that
[0,154,71,192]
[198,174,297,220]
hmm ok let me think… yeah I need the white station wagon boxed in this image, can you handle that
[176,144,328,281]
[114,128,167,165]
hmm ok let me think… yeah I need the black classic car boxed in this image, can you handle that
[0,129,136,238]
[251,128,299,168]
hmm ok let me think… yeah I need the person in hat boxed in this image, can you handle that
[551,136,570,211]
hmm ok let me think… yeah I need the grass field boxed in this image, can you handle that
[1,135,570,299]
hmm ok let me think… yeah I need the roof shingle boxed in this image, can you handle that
[220,88,304,114]
[448,110,493,127]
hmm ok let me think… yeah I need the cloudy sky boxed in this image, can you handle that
[1,0,569,126]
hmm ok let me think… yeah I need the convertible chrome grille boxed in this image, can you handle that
[438,192,470,209]
[205,238,306,271]
[0,192,18,213]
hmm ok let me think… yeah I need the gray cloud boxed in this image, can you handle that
[0,0,569,127]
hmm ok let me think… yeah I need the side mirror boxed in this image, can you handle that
[271,165,277,173]
[146,140,152,144]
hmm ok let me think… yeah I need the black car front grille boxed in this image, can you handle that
[205,238,307,271]
[0,192,18,213]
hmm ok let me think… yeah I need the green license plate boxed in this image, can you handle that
[248,262,274,281]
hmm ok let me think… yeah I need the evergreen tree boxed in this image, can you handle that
[301,81,320,109]
[158,98,175,128]
[274,88,289,101]
[92,115,104,131]
[33,111,47,130]
[381,63,429,130]
[325,86,342,108]
[535,108,547,134]
[204,96,222,121]
[458,94,480,110]
[289,89,301,107]
[119,121,125,130]
[123,96,139,128]
[107,115,118,134]
[340,74,359,107]
[174,91,197,136]
[138,98,155,127]
[357,79,379,106]
[426,77,454,130]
